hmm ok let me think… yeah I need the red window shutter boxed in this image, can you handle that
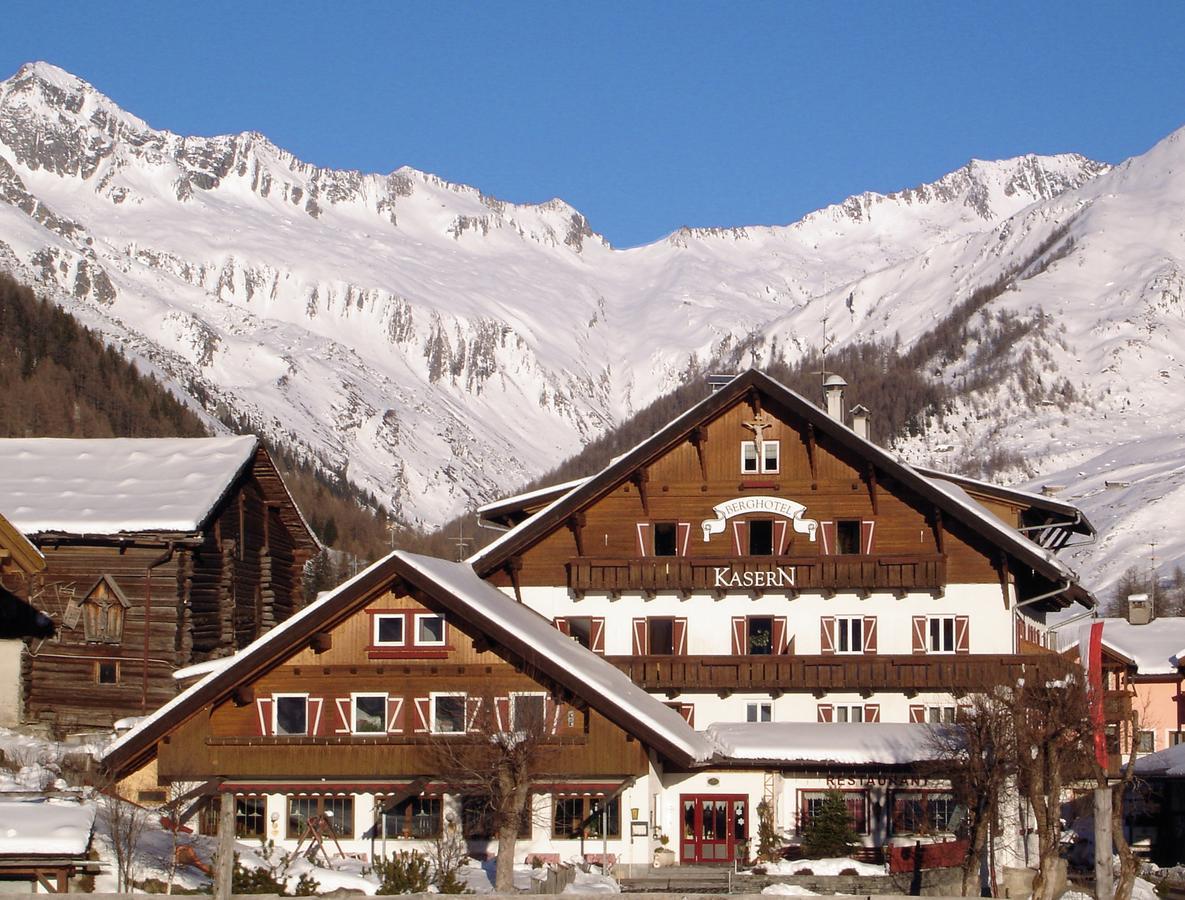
[413,697,431,733]
[255,698,272,736]
[590,618,605,654]
[773,520,788,555]
[772,617,788,655]
[864,703,881,723]
[909,704,925,723]
[861,520,876,555]
[820,616,836,656]
[676,522,691,557]
[731,521,746,555]
[731,617,746,654]
[494,696,510,731]
[387,697,405,733]
[308,698,323,736]
[679,704,695,727]
[955,615,970,654]
[912,616,927,654]
[632,618,647,655]
[817,704,834,723]
[466,696,483,731]
[543,697,558,735]
[334,697,350,734]
[820,521,837,555]
[635,523,652,556]
[863,617,878,655]
[673,618,688,655]
[554,617,570,635]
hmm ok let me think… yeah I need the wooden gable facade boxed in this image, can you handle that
[17,442,318,731]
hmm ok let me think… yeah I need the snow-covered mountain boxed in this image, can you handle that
[0,60,1180,598]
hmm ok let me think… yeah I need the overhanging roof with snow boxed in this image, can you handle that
[470,370,1094,608]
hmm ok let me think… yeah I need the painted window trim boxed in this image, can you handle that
[372,614,406,647]
[834,616,864,655]
[745,700,773,723]
[350,691,389,734]
[926,615,957,654]
[414,613,447,647]
[272,693,310,736]
[430,691,467,734]
[740,440,780,474]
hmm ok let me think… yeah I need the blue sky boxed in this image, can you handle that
[5,2,1185,247]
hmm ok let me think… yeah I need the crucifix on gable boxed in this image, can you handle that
[743,413,773,457]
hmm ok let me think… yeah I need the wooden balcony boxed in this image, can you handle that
[566,554,946,598]
[1103,689,1135,723]
[605,653,1078,695]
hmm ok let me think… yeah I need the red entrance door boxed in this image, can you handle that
[680,794,747,863]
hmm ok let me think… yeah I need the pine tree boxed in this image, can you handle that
[802,790,857,858]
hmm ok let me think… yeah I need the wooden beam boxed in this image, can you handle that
[805,424,818,482]
[631,469,650,515]
[690,426,709,481]
[231,686,254,707]
[310,631,332,654]
[746,388,762,415]
[997,552,1010,608]
[505,557,523,604]
[866,464,879,515]
[931,509,945,554]
[566,513,586,557]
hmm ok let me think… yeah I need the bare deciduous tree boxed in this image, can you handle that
[96,780,149,892]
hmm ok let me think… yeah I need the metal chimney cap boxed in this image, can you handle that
[823,374,848,388]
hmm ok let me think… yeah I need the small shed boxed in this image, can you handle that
[0,798,98,893]
[1133,742,1185,866]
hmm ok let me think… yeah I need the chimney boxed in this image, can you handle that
[823,374,847,421]
[1127,593,1152,625]
[850,404,871,441]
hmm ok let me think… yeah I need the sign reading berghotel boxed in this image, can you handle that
[700,495,819,542]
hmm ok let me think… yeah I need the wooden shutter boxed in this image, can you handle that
[544,697,559,735]
[255,697,272,736]
[864,703,881,723]
[308,698,324,736]
[673,618,688,655]
[494,696,510,731]
[863,617,878,655]
[772,617,788,655]
[554,618,570,635]
[678,704,695,727]
[632,618,647,655]
[861,520,876,554]
[912,616,927,654]
[334,697,351,734]
[590,617,605,654]
[677,522,692,556]
[635,523,652,556]
[909,704,925,723]
[820,521,837,555]
[387,697,404,733]
[955,615,970,654]
[773,520,788,555]
[731,521,746,555]
[466,696,483,731]
[413,697,431,733]
[731,617,747,654]
[817,704,834,723]
[820,616,836,656]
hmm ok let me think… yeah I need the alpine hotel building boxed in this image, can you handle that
[104,371,1099,871]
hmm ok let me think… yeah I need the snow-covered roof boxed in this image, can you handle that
[0,437,259,535]
[0,799,95,857]
[1134,741,1185,778]
[172,655,236,681]
[1060,617,1185,675]
[475,477,589,519]
[704,722,954,766]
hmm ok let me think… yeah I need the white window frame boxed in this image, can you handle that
[835,616,864,654]
[746,701,773,723]
[373,613,406,647]
[430,692,467,734]
[351,692,388,734]
[414,613,447,647]
[740,441,780,474]
[509,692,548,732]
[1170,730,1185,747]
[835,704,864,723]
[927,616,957,654]
[927,706,956,724]
[1137,730,1155,754]
[272,693,309,736]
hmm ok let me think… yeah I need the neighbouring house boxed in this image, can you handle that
[1132,742,1185,866]
[102,370,1099,873]
[0,511,52,727]
[0,436,319,732]
[0,798,98,893]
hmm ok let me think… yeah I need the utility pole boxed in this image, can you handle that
[453,513,472,562]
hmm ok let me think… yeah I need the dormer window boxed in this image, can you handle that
[81,575,130,644]
[741,441,780,474]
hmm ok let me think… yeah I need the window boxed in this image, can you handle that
[374,614,405,646]
[649,618,675,655]
[836,520,861,555]
[800,790,867,834]
[653,522,678,557]
[352,693,387,734]
[748,519,774,555]
[748,617,773,655]
[431,693,466,733]
[553,796,620,839]
[928,706,956,725]
[511,693,547,732]
[836,617,863,654]
[835,704,864,723]
[1137,730,1155,754]
[1170,731,1185,747]
[568,617,593,649]
[746,701,773,723]
[287,796,354,839]
[462,795,531,839]
[273,695,308,735]
[236,797,266,838]
[415,614,446,646]
[890,792,958,835]
[381,796,442,839]
[96,661,119,684]
[928,616,956,654]
[741,441,780,474]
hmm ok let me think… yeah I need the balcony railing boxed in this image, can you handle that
[605,653,1077,695]
[566,554,946,597]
